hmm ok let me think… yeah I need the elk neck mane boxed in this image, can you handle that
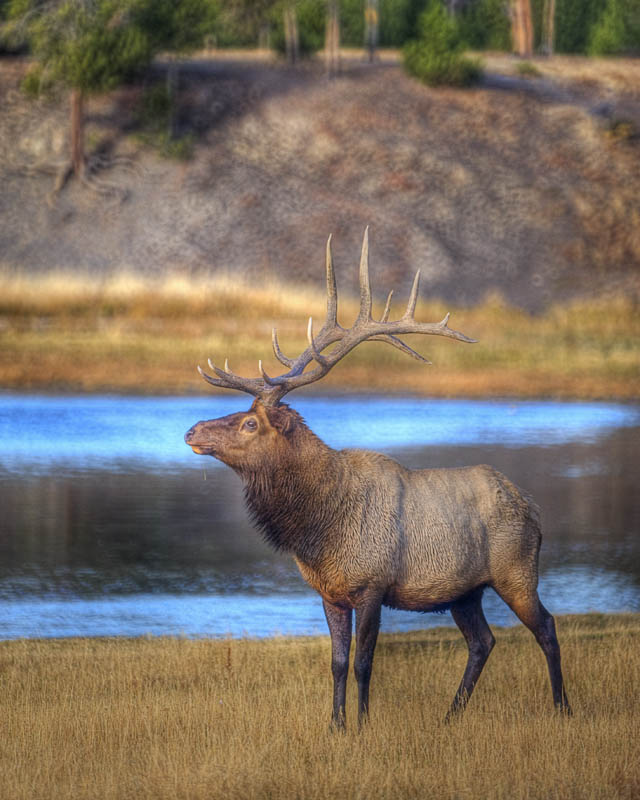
[241,404,345,558]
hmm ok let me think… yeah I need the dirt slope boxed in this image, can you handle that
[1,54,639,310]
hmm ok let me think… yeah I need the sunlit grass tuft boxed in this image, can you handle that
[0,270,638,398]
[1,614,639,799]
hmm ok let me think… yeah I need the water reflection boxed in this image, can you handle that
[0,394,638,638]
[2,567,637,640]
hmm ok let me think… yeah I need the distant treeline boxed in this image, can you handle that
[1,0,638,58]
[213,0,639,56]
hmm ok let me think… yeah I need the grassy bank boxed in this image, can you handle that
[0,271,638,399]
[1,614,639,799]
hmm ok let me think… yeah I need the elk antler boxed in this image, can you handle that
[198,228,476,406]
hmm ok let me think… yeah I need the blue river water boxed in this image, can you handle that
[1,393,639,638]
[2,393,639,470]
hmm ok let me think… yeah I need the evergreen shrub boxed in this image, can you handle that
[403,1,482,87]
[458,0,511,51]
[588,0,640,55]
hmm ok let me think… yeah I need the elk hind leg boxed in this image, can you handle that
[446,588,496,722]
[499,588,571,714]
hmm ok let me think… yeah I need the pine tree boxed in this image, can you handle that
[403,0,482,87]
[589,0,640,55]
[6,0,216,178]
[7,0,154,178]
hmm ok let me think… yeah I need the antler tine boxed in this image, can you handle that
[307,317,329,366]
[369,335,432,364]
[357,226,372,321]
[437,315,477,344]
[208,358,226,380]
[381,290,393,323]
[403,270,420,319]
[325,234,338,327]
[258,360,281,386]
[197,364,225,388]
[272,328,295,369]
[396,316,477,344]
[206,357,268,392]
[207,357,250,386]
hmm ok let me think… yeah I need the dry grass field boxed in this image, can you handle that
[0,271,638,398]
[481,52,640,94]
[1,613,639,800]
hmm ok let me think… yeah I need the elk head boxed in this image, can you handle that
[185,400,299,474]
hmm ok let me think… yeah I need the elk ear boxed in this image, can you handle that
[265,405,297,437]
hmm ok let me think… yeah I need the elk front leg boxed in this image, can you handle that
[354,592,382,726]
[322,599,352,729]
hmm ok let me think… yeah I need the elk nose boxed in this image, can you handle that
[184,426,197,444]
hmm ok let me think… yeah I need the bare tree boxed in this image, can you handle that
[542,0,556,55]
[69,88,85,179]
[364,0,379,63]
[325,0,340,77]
[511,0,534,57]
[284,1,299,65]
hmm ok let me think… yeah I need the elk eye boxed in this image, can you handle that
[242,418,257,432]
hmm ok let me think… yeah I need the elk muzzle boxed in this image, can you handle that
[184,409,261,463]
[184,419,224,457]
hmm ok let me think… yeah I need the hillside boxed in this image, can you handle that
[1,52,639,311]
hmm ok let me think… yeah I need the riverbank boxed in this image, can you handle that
[0,272,638,399]
[1,613,638,799]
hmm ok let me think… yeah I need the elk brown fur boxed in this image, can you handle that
[185,232,571,727]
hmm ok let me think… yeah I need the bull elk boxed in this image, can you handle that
[185,230,571,727]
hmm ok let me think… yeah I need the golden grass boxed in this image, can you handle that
[0,270,638,398]
[480,52,640,95]
[1,614,639,799]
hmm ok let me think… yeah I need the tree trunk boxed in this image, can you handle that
[70,88,85,178]
[511,0,534,57]
[259,21,271,51]
[542,0,556,55]
[284,3,299,65]
[364,0,379,63]
[325,0,340,77]
[166,57,178,140]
